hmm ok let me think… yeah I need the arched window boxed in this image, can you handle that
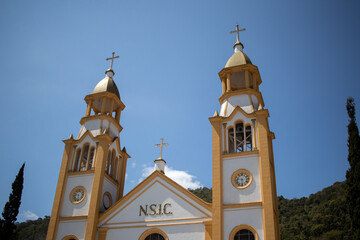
[139,228,168,240]
[228,123,253,153]
[73,149,81,172]
[235,122,244,152]
[229,225,258,240]
[62,235,79,240]
[245,125,252,151]
[228,127,235,153]
[145,234,165,240]
[105,150,111,173]
[80,144,90,171]
[110,150,116,177]
[87,147,95,170]
[234,229,255,240]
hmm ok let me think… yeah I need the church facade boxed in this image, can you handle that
[46,27,280,240]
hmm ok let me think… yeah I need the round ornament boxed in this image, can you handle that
[70,186,86,204]
[231,169,253,189]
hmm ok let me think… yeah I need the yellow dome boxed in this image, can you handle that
[92,76,120,99]
[225,51,252,68]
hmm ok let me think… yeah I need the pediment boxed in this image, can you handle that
[98,171,212,228]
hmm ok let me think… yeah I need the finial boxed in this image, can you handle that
[155,138,168,160]
[213,110,219,117]
[230,25,246,52]
[105,52,119,77]
[154,138,168,173]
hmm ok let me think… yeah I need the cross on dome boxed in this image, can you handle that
[230,24,246,43]
[155,138,168,159]
[106,52,119,69]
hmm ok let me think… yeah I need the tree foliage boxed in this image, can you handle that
[14,216,49,240]
[345,97,360,239]
[189,187,212,203]
[0,163,25,240]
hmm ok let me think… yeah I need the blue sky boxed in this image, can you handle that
[0,0,359,222]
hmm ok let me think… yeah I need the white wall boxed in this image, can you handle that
[224,207,264,240]
[105,223,205,240]
[61,174,94,217]
[222,154,261,204]
[56,220,87,240]
[100,176,118,213]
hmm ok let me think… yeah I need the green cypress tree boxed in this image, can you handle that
[0,163,25,240]
[345,97,360,239]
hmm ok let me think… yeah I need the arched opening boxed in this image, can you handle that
[145,233,165,240]
[245,125,252,151]
[73,149,81,172]
[229,225,258,240]
[80,144,90,171]
[105,150,111,173]
[235,122,244,152]
[62,235,79,240]
[228,127,235,153]
[234,229,255,240]
[139,228,169,240]
[87,147,95,170]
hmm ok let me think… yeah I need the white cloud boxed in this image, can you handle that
[131,161,136,168]
[139,166,202,190]
[21,210,39,221]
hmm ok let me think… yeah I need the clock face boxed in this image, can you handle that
[231,169,252,189]
[235,173,250,187]
[70,187,86,204]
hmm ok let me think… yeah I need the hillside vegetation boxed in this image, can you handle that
[13,182,352,240]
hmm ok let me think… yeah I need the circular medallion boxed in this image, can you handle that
[70,186,86,204]
[231,169,253,189]
[103,192,112,210]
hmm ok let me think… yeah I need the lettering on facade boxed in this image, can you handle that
[139,203,172,216]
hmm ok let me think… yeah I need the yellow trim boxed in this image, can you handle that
[231,169,253,190]
[46,141,73,240]
[223,202,262,209]
[107,220,208,229]
[209,117,223,240]
[69,186,86,204]
[218,89,264,108]
[104,217,210,226]
[204,220,212,240]
[103,191,113,210]
[62,235,79,240]
[84,136,110,240]
[98,228,108,240]
[59,215,87,221]
[229,224,259,240]
[139,228,169,240]
[80,114,123,133]
[84,92,125,111]
[222,150,259,158]
[68,170,95,176]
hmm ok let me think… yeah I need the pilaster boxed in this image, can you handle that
[256,111,279,240]
[210,116,223,240]
[84,134,111,240]
[46,139,74,240]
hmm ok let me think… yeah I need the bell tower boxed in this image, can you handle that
[46,52,130,240]
[210,26,280,240]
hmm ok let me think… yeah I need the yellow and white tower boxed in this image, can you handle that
[210,26,280,240]
[46,52,130,240]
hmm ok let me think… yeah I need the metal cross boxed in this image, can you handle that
[155,138,168,159]
[230,24,246,42]
[106,52,119,69]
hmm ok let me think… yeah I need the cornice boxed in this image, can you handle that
[80,114,123,133]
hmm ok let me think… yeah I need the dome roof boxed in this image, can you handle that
[225,51,252,68]
[92,76,120,99]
